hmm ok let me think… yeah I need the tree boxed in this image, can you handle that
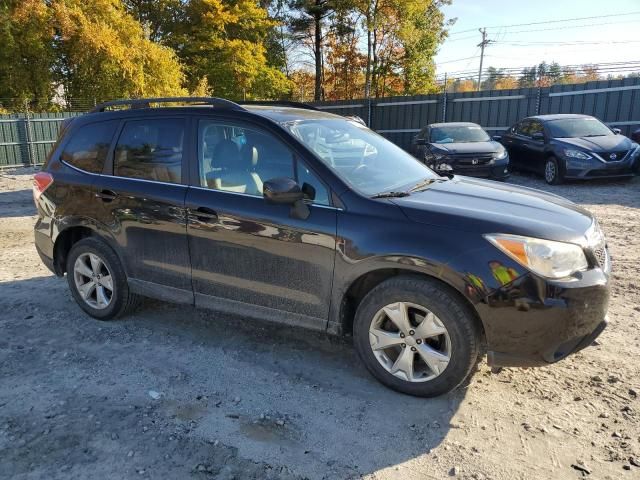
[288,0,339,101]
[324,10,365,99]
[353,0,451,98]
[168,0,292,99]
[0,0,55,110]
[51,0,186,105]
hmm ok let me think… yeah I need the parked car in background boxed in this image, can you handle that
[411,122,509,180]
[498,114,639,184]
[34,98,610,397]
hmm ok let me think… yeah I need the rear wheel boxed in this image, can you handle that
[353,276,481,397]
[544,156,564,185]
[66,237,139,320]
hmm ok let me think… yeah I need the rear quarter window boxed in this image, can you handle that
[60,121,119,173]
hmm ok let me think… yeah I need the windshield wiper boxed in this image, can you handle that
[370,191,410,199]
[407,177,448,193]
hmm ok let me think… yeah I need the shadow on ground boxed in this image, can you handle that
[0,188,35,218]
[0,275,466,479]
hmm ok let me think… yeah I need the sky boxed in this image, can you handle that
[434,0,640,79]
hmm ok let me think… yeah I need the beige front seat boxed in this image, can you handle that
[206,140,261,195]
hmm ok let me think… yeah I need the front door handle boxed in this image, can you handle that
[189,207,219,223]
[95,189,118,202]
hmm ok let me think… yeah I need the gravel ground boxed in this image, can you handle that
[0,168,639,480]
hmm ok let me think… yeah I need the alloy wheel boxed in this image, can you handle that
[545,160,556,183]
[369,302,451,382]
[73,253,113,310]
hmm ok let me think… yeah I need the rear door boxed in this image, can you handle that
[185,116,337,328]
[521,120,547,173]
[93,116,193,302]
[505,120,532,171]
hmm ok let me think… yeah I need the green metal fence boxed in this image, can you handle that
[0,112,81,168]
[3,77,639,167]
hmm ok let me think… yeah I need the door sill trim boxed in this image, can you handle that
[195,293,326,332]
[128,278,194,305]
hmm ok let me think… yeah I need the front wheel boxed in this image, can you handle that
[353,276,481,397]
[544,156,564,185]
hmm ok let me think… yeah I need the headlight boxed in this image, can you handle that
[564,149,592,160]
[493,148,508,160]
[484,234,588,279]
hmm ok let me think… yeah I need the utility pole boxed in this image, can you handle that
[477,28,492,92]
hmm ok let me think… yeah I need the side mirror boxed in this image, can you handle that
[414,138,427,146]
[612,128,621,135]
[492,135,502,142]
[263,177,304,204]
[263,177,309,219]
[532,132,545,142]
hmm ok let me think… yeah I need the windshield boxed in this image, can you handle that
[430,125,489,143]
[547,117,613,138]
[283,118,437,196]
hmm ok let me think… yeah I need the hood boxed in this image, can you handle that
[391,177,594,242]
[430,141,502,154]
[553,135,633,152]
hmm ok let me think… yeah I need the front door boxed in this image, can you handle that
[95,116,192,300]
[185,118,337,329]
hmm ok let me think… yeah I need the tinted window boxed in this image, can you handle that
[514,120,531,137]
[61,121,118,173]
[546,117,613,138]
[297,160,329,205]
[114,119,184,184]
[429,125,489,143]
[529,121,544,138]
[198,120,294,197]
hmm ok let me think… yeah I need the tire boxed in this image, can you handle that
[544,156,564,185]
[66,237,139,320]
[353,276,481,397]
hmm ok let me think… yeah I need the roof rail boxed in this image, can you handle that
[238,100,319,111]
[89,97,246,113]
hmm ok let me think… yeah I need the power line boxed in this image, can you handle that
[448,11,640,35]
[490,18,640,35]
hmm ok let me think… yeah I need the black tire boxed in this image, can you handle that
[353,276,481,397]
[66,237,139,320]
[544,156,564,185]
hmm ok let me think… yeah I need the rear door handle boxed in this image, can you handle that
[95,189,118,202]
[189,207,219,223]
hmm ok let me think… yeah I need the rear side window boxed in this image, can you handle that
[60,121,118,173]
[114,118,185,184]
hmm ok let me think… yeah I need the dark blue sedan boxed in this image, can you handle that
[499,114,639,184]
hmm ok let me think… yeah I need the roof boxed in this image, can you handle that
[527,114,593,122]
[243,105,342,123]
[428,122,482,128]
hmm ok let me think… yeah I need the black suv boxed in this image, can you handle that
[34,97,610,397]
[499,114,639,184]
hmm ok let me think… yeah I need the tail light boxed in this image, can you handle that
[33,172,53,203]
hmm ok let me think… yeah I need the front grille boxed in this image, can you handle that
[600,150,629,162]
[451,153,494,165]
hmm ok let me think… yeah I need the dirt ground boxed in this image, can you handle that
[0,167,638,480]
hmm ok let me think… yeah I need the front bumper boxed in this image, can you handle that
[563,154,636,179]
[433,158,510,180]
[476,268,610,367]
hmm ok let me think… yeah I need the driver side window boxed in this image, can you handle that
[198,120,330,205]
[514,120,531,137]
